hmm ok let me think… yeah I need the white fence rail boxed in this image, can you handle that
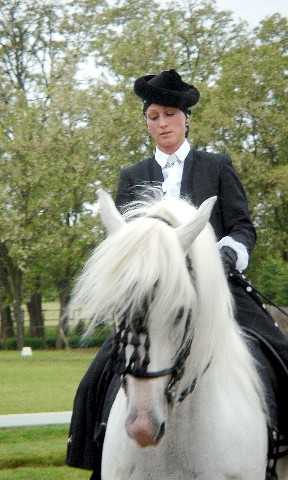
[0,411,72,428]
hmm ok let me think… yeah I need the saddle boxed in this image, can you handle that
[243,327,288,479]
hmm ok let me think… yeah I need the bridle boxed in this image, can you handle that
[108,214,206,404]
[109,307,194,403]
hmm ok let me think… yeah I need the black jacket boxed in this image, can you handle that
[115,148,256,253]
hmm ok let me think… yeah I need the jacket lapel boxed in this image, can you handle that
[150,155,164,182]
[180,149,195,197]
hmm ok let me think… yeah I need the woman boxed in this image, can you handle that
[67,70,288,478]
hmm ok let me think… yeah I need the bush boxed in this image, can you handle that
[252,256,288,306]
[0,338,17,350]
[0,325,111,350]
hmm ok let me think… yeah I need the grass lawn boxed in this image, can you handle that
[0,466,90,479]
[0,349,98,478]
[0,425,91,479]
[0,349,96,414]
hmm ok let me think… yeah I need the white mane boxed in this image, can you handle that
[69,195,196,331]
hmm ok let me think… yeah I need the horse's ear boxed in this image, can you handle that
[176,196,217,252]
[97,189,125,235]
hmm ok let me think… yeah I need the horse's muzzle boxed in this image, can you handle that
[126,409,166,448]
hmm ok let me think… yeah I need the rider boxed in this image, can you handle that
[67,69,288,479]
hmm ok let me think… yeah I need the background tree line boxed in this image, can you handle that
[0,0,287,349]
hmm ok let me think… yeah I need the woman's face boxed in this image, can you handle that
[146,104,188,154]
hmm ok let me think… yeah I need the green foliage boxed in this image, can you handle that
[0,325,109,350]
[0,0,287,321]
[260,258,288,305]
[249,254,288,306]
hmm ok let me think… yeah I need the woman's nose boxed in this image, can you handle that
[159,115,167,127]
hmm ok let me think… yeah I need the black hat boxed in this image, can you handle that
[134,69,200,114]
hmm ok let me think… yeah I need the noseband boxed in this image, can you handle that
[108,214,196,403]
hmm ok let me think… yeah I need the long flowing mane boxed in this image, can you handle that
[69,194,196,330]
[69,191,264,402]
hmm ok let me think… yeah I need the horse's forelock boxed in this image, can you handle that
[70,199,196,333]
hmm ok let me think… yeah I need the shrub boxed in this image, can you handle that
[0,325,111,350]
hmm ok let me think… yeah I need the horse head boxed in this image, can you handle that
[98,188,216,252]
[96,189,217,447]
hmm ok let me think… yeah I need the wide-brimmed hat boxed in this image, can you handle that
[134,69,200,114]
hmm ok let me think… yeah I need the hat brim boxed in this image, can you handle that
[134,74,200,111]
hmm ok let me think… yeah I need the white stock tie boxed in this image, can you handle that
[165,154,178,168]
[162,154,182,198]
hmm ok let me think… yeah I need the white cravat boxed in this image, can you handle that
[162,154,183,197]
[165,154,179,168]
[155,140,189,198]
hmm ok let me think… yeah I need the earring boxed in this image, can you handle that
[185,123,189,137]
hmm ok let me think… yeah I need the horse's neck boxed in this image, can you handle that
[183,278,265,414]
[185,245,234,374]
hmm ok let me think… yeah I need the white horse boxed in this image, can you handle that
[70,189,288,480]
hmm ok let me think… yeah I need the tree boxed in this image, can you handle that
[0,0,287,351]
[0,0,107,346]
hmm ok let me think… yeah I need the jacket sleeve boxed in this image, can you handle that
[115,168,134,209]
[217,154,256,255]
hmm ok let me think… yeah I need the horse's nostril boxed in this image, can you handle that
[155,421,165,442]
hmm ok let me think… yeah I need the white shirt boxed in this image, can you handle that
[155,139,190,198]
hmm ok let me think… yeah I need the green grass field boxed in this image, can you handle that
[0,425,91,479]
[0,350,96,414]
[0,350,98,478]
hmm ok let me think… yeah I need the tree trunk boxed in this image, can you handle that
[0,242,24,349]
[13,268,24,350]
[0,250,14,341]
[55,279,71,349]
[0,305,14,346]
[27,292,45,337]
